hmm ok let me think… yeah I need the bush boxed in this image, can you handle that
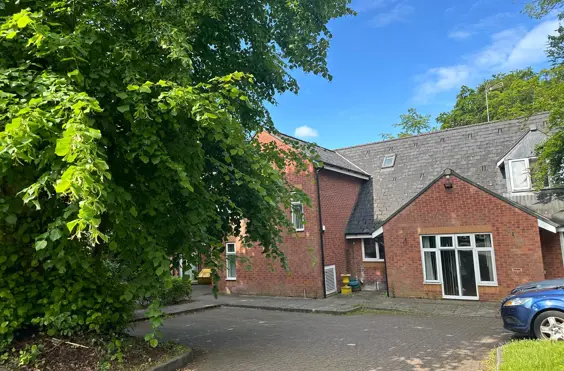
[158,277,192,306]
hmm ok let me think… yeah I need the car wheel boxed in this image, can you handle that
[533,311,564,340]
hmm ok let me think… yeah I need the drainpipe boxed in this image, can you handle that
[316,168,327,298]
[382,237,390,297]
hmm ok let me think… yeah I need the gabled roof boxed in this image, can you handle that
[274,132,370,178]
[382,169,560,230]
[336,113,551,235]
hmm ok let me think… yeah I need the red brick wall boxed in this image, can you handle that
[541,229,564,279]
[318,170,364,293]
[217,132,324,298]
[346,239,387,289]
[383,174,545,301]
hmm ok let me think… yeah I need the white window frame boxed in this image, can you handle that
[420,235,440,284]
[291,201,305,232]
[226,242,236,280]
[474,233,498,286]
[361,238,384,262]
[509,158,532,191]
[382,154,396,168]
[419,233,497,287]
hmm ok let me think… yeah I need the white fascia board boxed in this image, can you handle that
[345,234,372,239]
[323,164,370,180]
[371,227,383,238]
[538,218,557,233]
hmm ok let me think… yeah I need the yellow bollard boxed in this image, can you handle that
[340,274,352,295]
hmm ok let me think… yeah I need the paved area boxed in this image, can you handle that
[133,285,501,320]
[131,307,515,371]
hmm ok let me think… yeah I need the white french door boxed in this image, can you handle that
[438,235,479,300]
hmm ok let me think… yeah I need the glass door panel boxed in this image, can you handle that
[458,250,477,297]
[440,250,459,296]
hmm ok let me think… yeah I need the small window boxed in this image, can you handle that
[478,251,495,282]
[362,238,384,261]
[421,236,439,283]
[439,236,453,248]
[456,235,471,247]
[226,243,236,280]
[509,159,531,191]
[291,202,304,231]
[382,154,396,168]
[475,234,492,248]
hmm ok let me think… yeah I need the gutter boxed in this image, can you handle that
[316,168,327,298]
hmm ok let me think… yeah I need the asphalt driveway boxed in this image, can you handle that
[131,307,514,371]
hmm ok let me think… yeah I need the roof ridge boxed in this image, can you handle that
[335,112,548,151]
[334,152,370,175]
[273,131,337,153]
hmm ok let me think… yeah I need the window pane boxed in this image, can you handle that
[227,255,236,278]
[424,251,437,281]
[422,236,436,249]
[382,155,395,167]
[292,203,304,230]
[226,243,236,254]
[440,236,453,247]
[510,160,529,189]
[378,243,385,260]
[457,235,471,247]
[363,239,377,259]
[475,234,492,248]
[478,251,494,282]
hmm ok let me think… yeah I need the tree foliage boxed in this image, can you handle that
[436,68,562,129]
[381,108,433,139]
[0,0,352,348]
[523,0,564,187]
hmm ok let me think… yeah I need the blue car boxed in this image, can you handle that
[501,279,564,340]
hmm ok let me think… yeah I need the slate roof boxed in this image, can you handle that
[274,133,369,176]
[336,113,551,235]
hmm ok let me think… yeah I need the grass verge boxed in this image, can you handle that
[0,335,189,370]
[487,339,564,371]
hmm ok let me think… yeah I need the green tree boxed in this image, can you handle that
[0,0,352,348]
[436,68,555,129]
[381,108,433,139]
[524,1,564,187]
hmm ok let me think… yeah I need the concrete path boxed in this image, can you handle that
[133,285,500,320]
[131,307,514,371]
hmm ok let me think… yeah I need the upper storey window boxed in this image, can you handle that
[509,158,537,191]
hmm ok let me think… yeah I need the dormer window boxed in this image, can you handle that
[382,154,396,168]
[509,158,535,191]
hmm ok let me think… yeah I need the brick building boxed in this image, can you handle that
[218,113,564,301]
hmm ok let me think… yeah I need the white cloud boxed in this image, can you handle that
[471,27,527,68]
[370,3,414,27]
[448,13,514,41]
[504,19,559,68]
[448,30,473,40]
[294,126,319,138]
[415,65,471,100]
[414,17,559,103]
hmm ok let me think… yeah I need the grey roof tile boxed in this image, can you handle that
[275,133,369,176]
[336,113,551,235]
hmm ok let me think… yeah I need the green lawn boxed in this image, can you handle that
[489,340,564,371]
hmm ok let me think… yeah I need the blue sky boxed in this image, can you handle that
[267,0,560,149]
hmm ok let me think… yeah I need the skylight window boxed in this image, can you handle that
[382,154,396,168]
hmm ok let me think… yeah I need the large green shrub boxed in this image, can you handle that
[158,277,192,306]
[0,0,351,349]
